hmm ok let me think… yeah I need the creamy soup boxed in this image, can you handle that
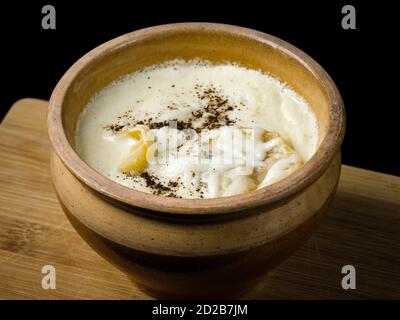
[75,60,318,199]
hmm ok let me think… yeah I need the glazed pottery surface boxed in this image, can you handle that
[48,23,345,299]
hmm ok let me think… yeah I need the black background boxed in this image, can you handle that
[1,1,398,175]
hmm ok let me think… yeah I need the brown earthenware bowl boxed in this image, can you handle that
[48,23,345,299]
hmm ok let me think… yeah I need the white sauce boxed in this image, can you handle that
[75,60,318,198]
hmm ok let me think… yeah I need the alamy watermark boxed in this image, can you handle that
[341,5,356,29]
[41,265,56,289]
[41,5,56,30]
[341,265,356,290]
[41,5,356,31]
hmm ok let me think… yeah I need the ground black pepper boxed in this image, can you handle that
[103,82,243,197]
[104,84,238,134]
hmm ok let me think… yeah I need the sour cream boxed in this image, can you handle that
[75,59,318,198]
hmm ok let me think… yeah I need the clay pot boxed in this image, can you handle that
[47,23,345,299]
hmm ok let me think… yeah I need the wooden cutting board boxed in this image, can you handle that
[0,98,399,299]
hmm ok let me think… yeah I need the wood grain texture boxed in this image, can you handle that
[0,99,399,299]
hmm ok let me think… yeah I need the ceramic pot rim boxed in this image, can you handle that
[48,22,345,215]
